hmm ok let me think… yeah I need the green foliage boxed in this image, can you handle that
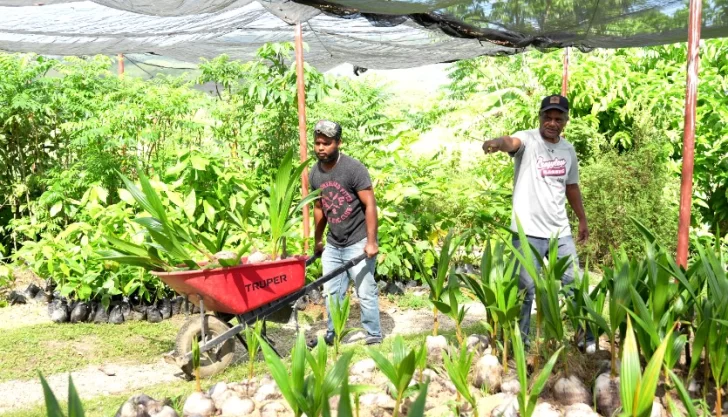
[39,373,85,417]
[416,230,459,336]
[243,320,264,387]
[191,335,201,392]
[259,332,353,417]
[575,126,679,266]
[512,323,562,417]
[368,335,419,417]
[329,294,358,357]
[442,344,478,417]
[462,241,520,364]
[619,317,673,417]
[267,150,320,259]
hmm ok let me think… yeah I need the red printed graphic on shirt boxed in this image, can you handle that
[536,156,567,177]
[320,181,354,224]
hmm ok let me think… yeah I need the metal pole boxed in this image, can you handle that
[117,53,124,77]
[294,22,311,253]
[676,0,702,268]
[561,47,570,97]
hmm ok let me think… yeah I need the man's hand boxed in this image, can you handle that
[364,241,379,258]
[314,241,325,256]
[482,138,502,154]
[577,220,589,243]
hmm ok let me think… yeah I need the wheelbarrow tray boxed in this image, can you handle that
[152,256,307,315]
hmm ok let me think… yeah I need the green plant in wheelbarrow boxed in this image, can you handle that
[368,335,421,417]
[99,170,255,270]
[267,149,321,259]
[259,331,353,417]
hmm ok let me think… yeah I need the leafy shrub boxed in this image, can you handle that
[574,122,679,266]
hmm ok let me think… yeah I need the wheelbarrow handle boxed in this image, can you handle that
[305,252,321,267]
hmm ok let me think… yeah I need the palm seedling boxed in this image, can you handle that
[267,149,320,259]
[40,373,85,417]
[414,342,428,383]
[258,332,353,417]
[688,241,728,416]
[191,335,202,392]
[338,376,431,417]
[583,249,635,378]
[431,272,469,344]
[329,294,359,357]
[505,219,565,370]
[619,316,675,417]
[368,335,420,417]
[443,343,478,417]
[101,171,218,271]
[462,241,520,366]
[415,230,459,336]
[512,322,563,417]
[243,320,264,393]
[537,238,572,352]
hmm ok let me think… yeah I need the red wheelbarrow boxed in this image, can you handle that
[155,252,366,377]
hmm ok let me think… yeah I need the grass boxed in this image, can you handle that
[387,291,430,310]
[0,318,180,382]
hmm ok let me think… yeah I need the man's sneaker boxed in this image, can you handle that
[365,335,383,345]
[307,333,335,349]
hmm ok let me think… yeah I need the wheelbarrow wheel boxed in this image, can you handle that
[176,315,236,377]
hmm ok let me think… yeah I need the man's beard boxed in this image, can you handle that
[317,149,339,164]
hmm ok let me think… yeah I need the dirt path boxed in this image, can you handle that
[0,302,50,330]
[0,361,182,414]
[0,297,487,414]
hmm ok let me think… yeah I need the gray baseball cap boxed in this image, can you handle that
[314,120,342,139]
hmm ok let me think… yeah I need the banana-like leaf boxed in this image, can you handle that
[526,347,563,417]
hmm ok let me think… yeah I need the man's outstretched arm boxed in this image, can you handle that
[482,136,522,154]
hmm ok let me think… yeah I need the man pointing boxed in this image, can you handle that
[482,95,594,352]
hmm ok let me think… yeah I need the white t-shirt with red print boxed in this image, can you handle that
[509,129,580,239]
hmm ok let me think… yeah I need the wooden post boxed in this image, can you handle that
[117,53,124,77]
[294,22,311,253]
[676,0,702,268]
[561,47,570,96]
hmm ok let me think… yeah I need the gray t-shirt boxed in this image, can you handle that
[309,154,372,248]
[509,129,579,238]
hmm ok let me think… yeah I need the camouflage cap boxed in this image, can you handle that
[314,120,342,139]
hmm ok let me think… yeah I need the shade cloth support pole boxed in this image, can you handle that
[561,47,569,96]
[676,0,702,268]
[295,22,310,253]
[117,53,124,77]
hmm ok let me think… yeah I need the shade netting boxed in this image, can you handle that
[0,0,726,69]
